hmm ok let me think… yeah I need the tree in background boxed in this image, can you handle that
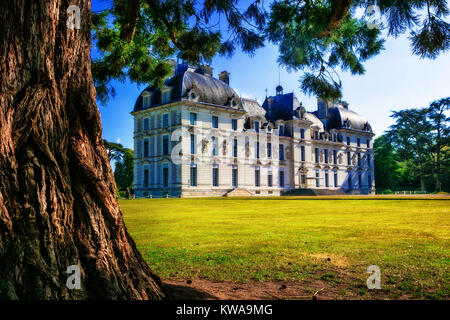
[103,140,134,190]
[386,108,433,192]
[114,148,134,190]
[373,135,401,191]
[428,97,450,191]
[380,99,449,193]
[103,139,126,162]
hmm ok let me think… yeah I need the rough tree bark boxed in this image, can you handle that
[0,0,164,299]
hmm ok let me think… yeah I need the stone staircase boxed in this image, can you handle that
[225,188,254,197]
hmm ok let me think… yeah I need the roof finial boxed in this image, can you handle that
[265,88,268,98]
[278,65,281,86]
[276,66,283,96]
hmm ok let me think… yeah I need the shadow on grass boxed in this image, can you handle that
[163,283,218,300]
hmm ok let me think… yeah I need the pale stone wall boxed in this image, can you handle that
[132,102,374,197]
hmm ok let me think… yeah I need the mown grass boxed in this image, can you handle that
[120,197,449,299]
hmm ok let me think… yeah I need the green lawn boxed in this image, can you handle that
[120,198,450,299]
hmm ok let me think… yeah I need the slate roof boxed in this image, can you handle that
[325,106,372,132]
[262,92,296,122]
[132,64,372,134]
[133,64,244,112]
[241,98,266,118]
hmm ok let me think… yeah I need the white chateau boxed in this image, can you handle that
[131,64,375,197]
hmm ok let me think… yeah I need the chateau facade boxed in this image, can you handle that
[131,64,375,197]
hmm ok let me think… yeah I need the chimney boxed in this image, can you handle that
[196,64,213,76]
[317,97,336,119]
[317,97,328,120]
[219,71,230,85]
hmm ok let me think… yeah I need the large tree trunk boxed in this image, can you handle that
[0,0,164,299]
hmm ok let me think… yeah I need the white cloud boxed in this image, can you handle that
[116,137,121,144]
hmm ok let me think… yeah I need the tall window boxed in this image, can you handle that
[212,136,217,156]
[366,139,370,148]
[144,169,149,188]
[324,149,329,164]
[358,173,362,188]
[190,134,195,154]
[300,128,305,139]
[347,152,351,165]
[212,165,219,187]
[255,167,260,187]
[357,138,361,147]
[357,153,361,166]
[255,142,260,159]
[301,146,305,161]
[315,148,319,163]
[212,116,219,128]
[162,113,169,127]
[279,144,284,161]
[144,139,149,157]
[190,164,197,186]
[347,136,350,145]
[333,150,337,164]
[268,169,273,187]
[325,171,329,187]
[279,125,285,136]
[315,170,319,187]
[333,133,337,142]
[279,170,285,187]
[233,139,238,157]
[163,167,169,187]
[190,112,197,126]
[367,154,371,168]
[368,173,372,188]
[334,171,338,187]
[348,174,352,189]
[254,121,260,133]
[163,135,169,155]
[314,131,319,140]
[267,142,272,158]
[232,166,238,188]
[232,119,237,131]
[143,118,149,130]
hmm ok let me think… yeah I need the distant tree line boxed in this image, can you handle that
[103,140,134,191]
[374,97,449,193]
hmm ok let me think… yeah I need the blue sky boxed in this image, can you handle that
[94,1,450,150]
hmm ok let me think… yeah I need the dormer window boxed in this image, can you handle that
[143,93,152,108]
[188,89,199,102]
[279,125,285,136]
[314,130,319,140]
[161,89,171,104]
[228,97,239,109]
